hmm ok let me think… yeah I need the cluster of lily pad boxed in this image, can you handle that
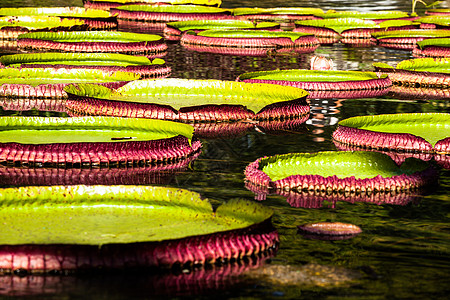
[0,0,448,277]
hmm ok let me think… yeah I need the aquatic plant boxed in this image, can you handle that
[0,68,139,98]
[180,30,319,55]
[371,29,450,50]
[164,19,279,41]
[373,57,450,87]
[0,16,86,39]
[0,53,171,79]
[110,4,231,22]
[297,222,362,240]
[17,31,167,55]
[237,69,392,99]
[245,151,437,196]
[64,78,310,122]
[0,185,278,272]
[84,0,222,10]
[0,7,117,30]
[414,37,450,57]
[0,116,201,167]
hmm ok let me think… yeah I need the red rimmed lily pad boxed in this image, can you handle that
[294,18,380,44]
[236,69,392,99]
[164,19,279,41]
[332,113,450,168]
[17,31,167,56]
[180,30,319,56]
[0,68,139,99]
[110,4,232,23]
[0,185,278,272]
[0,116,201,167]
[0,16,87,40]
[63,78,310,124]
[0,7,117,30]
[244,151,437,199]
[316,10,415,23]
[297,222,362,241]
[0,53,171,79]
[84,0,222,10]
[371,29,450,50]
[413,37,450,57]
[373,57,450,87]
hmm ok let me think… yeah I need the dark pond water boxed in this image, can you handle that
[0,0,449,299]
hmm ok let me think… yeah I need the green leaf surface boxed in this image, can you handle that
[0,116,194,144]
[17,31,162,43]
[0,7,112,18]
[395,57,450,73]
[238,70,387,82]
[377,19,416,28]
[371,29,450,39]
[338,113,450,146]
[417,15,450,26]
[295,18,379,34]
[64,78,309,114]
[0,68,139,86]
[96,0,221,5]
[167,20,278,31]
[115,4,229,14]
[259,151,430,181]
[417,37,450,48]
[0,185,272,245]
[232,7,323,16]
[0,16,85,30]
[0,53,164,67]
[196,29,313,42]
[316,10,410,20]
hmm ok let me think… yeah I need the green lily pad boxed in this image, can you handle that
[114,4,229,14]
[0,7,113,18]
[371,29,450,39]
[64,78,309,114]
[0,68,139,87]
[17,30,163,43]
[0,53,164,67]
[0,185,272,245]
[237,69,387,82]
[0,116,194,144]
[0,15,85,30]
[417,37,450,48]
[316,10,411,20]
[259,151,429,181]
[88,0,222,5]
[166,19,279,32]
[195,29,314,42]
[232,7,324,16]
[418,15,450,26]
[338,113,450,147]
[295,18,379,34]
[380,57,450,73]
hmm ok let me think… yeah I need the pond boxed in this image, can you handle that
[0,0,449,299]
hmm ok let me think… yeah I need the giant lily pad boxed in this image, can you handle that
[0,53,171,79]
[237,70,392,99]
[232,7,323,25]
[0,185,278,272]
[84,0,222,11]
[373,57,450,87]
[110,4,232,22]
[0,16,86,39]
[332,113,450,155]
[0,116,201,166]
[17,31,167,56]
[414,37,450,57]
[316,10,413,22]
[64,78,310,122]
[294,18,380,42]
[0,7,117,30]
[0,68,139,98]
[371,29,450,50]
[180,30,319,55]
[164,19,279,41]
[244,151,437,203]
